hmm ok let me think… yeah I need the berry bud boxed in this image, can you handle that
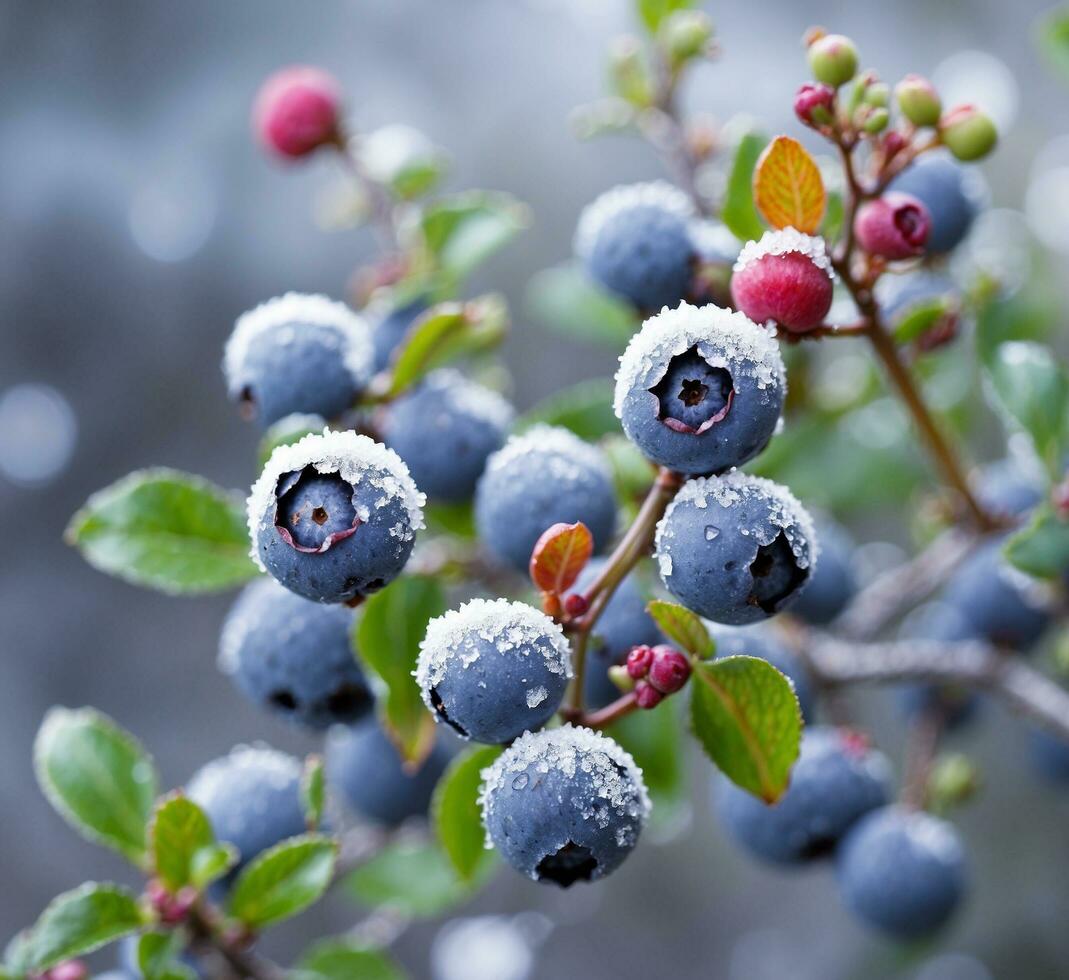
[882,130,908,161]
[647,645,691,694]
[860,107,890,134]
[42,963,89,980]
[634,680,664,709]
[731,229,835,333]
[564,592,589,618]
[807,33,859,88]
[863,81,890,108]
[939,105,998,162]
[660,10,715,66]
[854,192,931,259]
[895,74,942,127]
[626,644,655,679]
[609,664,636,692]
[794,83,836,128]
[253,66,342,159]
[608,36,654,107]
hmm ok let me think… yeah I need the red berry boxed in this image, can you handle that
[634,680,664,709]
[794,82,836,128]
[731,231,834,333]
[564,593,589,617]
[626,644,655,679]
[854,192,930,260]
[253,66,341,159]
[647,645,691,694]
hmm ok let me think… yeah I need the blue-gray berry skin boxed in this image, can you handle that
[118,937,202,979]
[380,370,513,502]
[474,427,617,573]
[480,727,650,887]
[585,204,696,312]
[575,560,661,709]
[975,459,1041,518]
[219,578,372,730]
[1029,729,1069,784]
[655,475,815,625]
[371,297,428,372]
[888,153,983,254]
[186,746,307,876]
[715,727,891,865]
[941,539,1050,651]
[711,624,816,722]
[789,519,856,626]
[837,806,967,938]
[326,721,451,825]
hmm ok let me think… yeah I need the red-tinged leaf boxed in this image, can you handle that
[753,135,826,234]
[529,522,593,595]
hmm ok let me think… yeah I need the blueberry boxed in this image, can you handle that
[475,426,617,573]
[1029,728,1069,784]
[574,181,697,312]
[710,624,816,722]
[888,153,985,254]
[789,517,857,626]
[380,369,514,502]
[654,472,816,625]
[837,805,967,938]
[326,720,452,825]
[574,560,662,709]
[186,745,307,875]
[973,458,1042,518]
[248,429,425,603]
[224,293,374,428]
[218,577,372,729]
[940,539,1050,651]
[369,296,428,373]
[480,725,650,886]
[416,598,572,743]
[715,726,891,865]
[614,302,786,475]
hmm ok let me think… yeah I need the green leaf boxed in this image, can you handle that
[892,297,954,344]
[432,745,501,881]
[34,707,158,865]
[149,793,215,892]
[636,0,693,31]
[65,468,259,595]
[386,295,508,396]
[1037,6,1069,82]
[22,882,144,972]
[646,600,715,658]
[189,842,238,891]
[137,931,195,980]
[424,500,476,539]
[720,131,767,243]
[354,576,446,766]
[1004,503,1069,579]
[420,191,529,282]
[347,840,490,918]
[258,414,326,467]
[524,263,640,348]
[611,699,688,831]
[820,188,845,244]
[296,939,405,980]
[984,341,1069,474]
[229,834,338,929]
[689,655,802,802]
[515,379,621,441]
[301,755,326,830]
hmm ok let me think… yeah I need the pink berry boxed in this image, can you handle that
[634,680,664,709]
[731,230,834,333]
[853,192,930,260]
[253,66,342,159]
[626,644,655,679]
[647,645,691,694]
[564,593,589,617]
[43,963,88,980]
[794,82,835,128]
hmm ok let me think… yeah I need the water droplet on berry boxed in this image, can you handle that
[704,525,720,540]
[512,773,529,790]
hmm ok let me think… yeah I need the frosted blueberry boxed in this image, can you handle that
[789,516,857,626]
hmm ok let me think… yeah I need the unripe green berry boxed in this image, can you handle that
[660,10,714,66]
[608,36,655,108]
[939,105,997,161]
[864,82,890,108]
[895,74,942,127]
[861,107,890,134]
[807,33,859,87]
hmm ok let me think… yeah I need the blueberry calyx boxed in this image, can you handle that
[748,532,808,614]
[536,841,599,887]
[648,346,734,435]
[274,466,361,553]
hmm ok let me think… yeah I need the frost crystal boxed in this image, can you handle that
[224,292,374,389]
[415,598,572,711]
[484,425,611,483]
[478,726,651,848]
[613,302,786,419]
[733,228,835,277]
[655,471,818,574]
[574,180,695,259]
[246,428,425,569]
[187,743,301,801]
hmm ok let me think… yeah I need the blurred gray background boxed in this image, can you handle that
[2,1,1068,977]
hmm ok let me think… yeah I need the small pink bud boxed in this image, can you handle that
[882,130,908,161]
[626,644,655,679]
[563,593,589,618]
[43,963,89,980]
[854,192,931,259]
[634,680,664,709]
[253,66,342,159]
[731,231,834,333]
[647,645,691,694]
[793,82,836,128]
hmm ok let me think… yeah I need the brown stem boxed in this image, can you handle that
[901,707,945,810]
[187,904,287,980]
[573,691,640,729]
[331,133,399,253]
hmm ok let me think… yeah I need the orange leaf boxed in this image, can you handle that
[529,522,593,595]
[752,135,826,234]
